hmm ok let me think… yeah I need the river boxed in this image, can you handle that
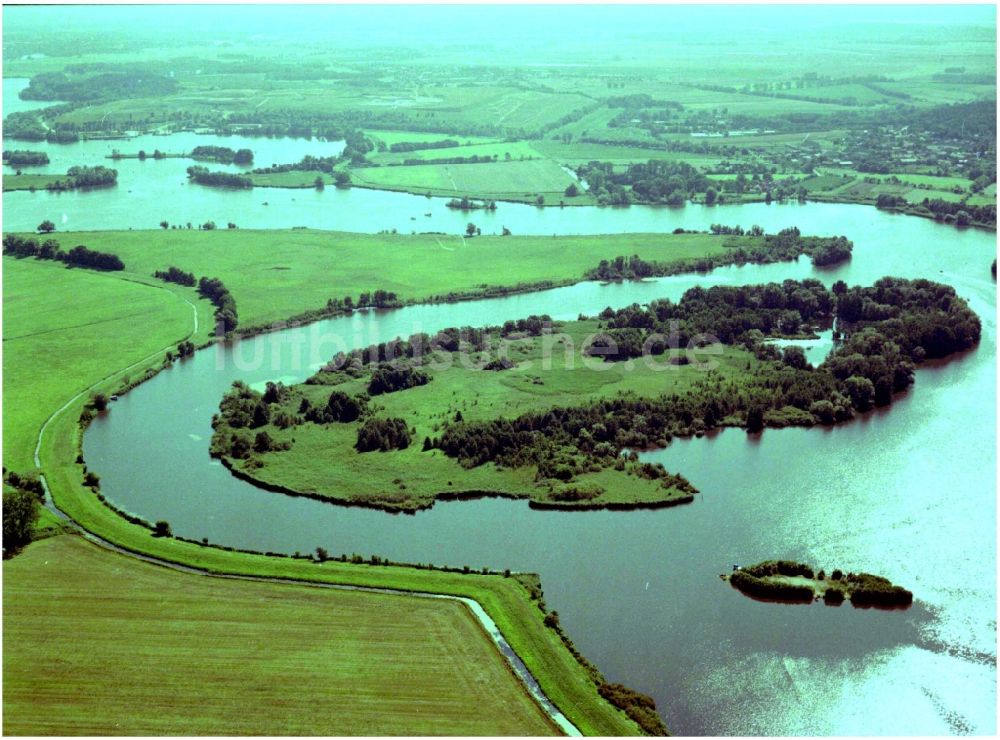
[75,200,996,734]
[5,88,995,734]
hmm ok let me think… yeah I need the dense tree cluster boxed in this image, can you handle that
[576,159,710,206]
[730,560,912,607]
[198,277,238,333]
[446,196,497,211]
[303,390,367,424]
[2,234,125,271]
[355,416,411,452]
[3,112,49,141]
[920,198,995,228]
[586,230,853,282]
[401,154,497,166]
[3,150,49,166]
[729,569,816,602]
[210,382,294,460]
[20,70,178,102]
[251,154,341,175]
[39,165,119,192]
[186,166,253,189]
[389,139,459,153]
[843,572,913,607]
[3,479,41,557]
[367,365,430,395]
[317,315,553,375]
[190,145,253,164]
[152,266,196,287]
[434,278,978,483]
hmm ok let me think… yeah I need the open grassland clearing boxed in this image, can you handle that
[1,257,212,470]
[3,536,559,736]
[30,230,734,328]
[232,318,753,511]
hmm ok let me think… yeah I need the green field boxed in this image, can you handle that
[367,130,501,147]
[223,319,754,510]
[2,173,69,192]
[34,230,733,328]
[370,140,543,165]
[3,535,559,736]
[2,257,212,470]
[349,159,587,203]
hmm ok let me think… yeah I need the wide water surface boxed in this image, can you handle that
[78,201,997,735]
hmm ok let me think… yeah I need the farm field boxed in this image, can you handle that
[31,230,733,328]
[2,535,558,736]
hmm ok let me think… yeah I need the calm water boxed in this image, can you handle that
[74,197,998,734]
[1,78,62,117]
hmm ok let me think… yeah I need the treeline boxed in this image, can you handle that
[186,166,253,189]
[153,266,196,287]
[65,165,117,188]
[315,315,553,376]
[921,198,996,228]
[20,70,178,102]
[845,573,913,607]
[586,230,853,283]
[446,196,498,211]
[41,165,119,192]
[877,194,995,228]
[730,570,815,602]
[2,234,124,271]
[400,154,496,166]
[190,145,253,165]
[576,160,711,206]
[198,277,238,333]
[3,150,49,166]
[251,154,341,175]
[389,139,459,153]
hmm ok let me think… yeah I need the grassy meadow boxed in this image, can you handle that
[2,173,69,192]
[349,159,588,203]
[230,319,755,511]
[2,257,212,470]
[33,230,734,327]
[3,535,559,736]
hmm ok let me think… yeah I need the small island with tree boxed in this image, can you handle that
[724,560,914,607]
